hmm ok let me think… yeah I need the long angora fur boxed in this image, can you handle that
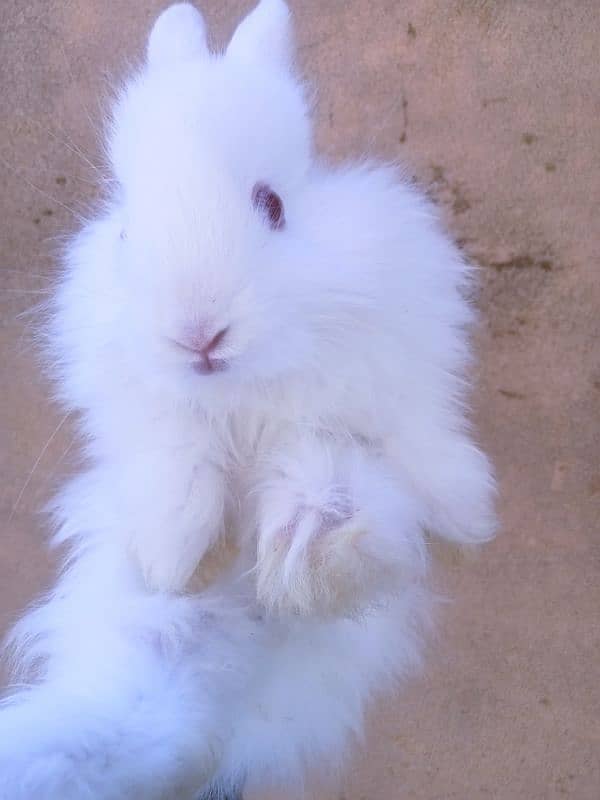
[0,2,496,797]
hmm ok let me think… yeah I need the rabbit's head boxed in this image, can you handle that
[104,0,344,403]
[59,1,413,411]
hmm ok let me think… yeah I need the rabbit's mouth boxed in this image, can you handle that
[167,327,232,376]
[192,356,229,376]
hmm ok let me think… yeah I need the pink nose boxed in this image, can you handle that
[190,326,230,375]
[198,326,228,357]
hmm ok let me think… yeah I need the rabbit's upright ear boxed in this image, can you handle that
[227,0,292,69]
[147,3,208,67]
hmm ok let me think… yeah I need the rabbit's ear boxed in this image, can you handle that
[227,0,292,70]
[147,3,208,67]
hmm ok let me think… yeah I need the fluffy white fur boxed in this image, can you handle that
[0,2,496,797]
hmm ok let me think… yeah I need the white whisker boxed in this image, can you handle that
[0,154,87,224]
[2,289,50,295]
[8,411,71,524]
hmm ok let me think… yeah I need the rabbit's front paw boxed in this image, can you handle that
[256,442,428,617]
[132,520,221,593]
[257,495,390,616]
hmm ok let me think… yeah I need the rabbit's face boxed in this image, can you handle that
[106,2,372,404]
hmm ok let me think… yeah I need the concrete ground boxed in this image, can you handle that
[1,1,599,798]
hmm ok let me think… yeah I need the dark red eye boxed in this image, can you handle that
[252,182,285,230]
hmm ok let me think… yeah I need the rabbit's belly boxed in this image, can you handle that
[210,583,428,788]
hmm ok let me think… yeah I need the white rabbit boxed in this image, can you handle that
[0,1,496,797]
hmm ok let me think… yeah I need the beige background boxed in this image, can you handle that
[1,1,599,798]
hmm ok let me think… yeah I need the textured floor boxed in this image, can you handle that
[1,2,599,798]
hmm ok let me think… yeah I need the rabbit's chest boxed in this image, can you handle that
[219,411,284,483]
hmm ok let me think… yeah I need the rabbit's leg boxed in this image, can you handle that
[0,545,232,800]
[255,439,428,616]
[92,401,228,593]
[398,427,497,545]
[117,442,227,593]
